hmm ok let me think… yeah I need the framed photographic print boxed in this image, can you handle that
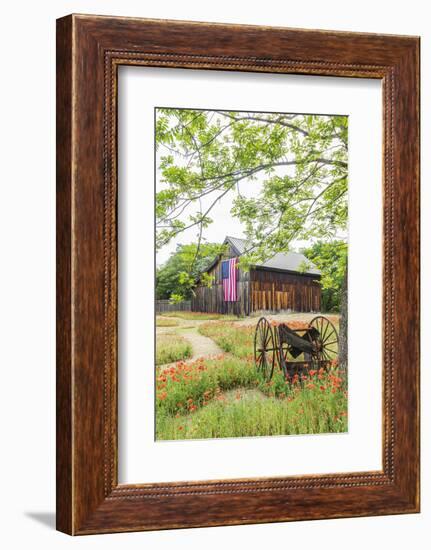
[56,14,420,534]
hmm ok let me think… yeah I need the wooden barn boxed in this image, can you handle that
[191,236,321,316]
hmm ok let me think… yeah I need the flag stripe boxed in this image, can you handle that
[222,257,238,302]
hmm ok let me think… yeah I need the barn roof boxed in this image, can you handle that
[223,236,321,276]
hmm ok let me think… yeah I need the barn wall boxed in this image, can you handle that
[250,269,321,313]
[191,247,321,315]
[191,278,249,316]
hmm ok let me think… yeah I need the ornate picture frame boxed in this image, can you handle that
[56,14,420,534]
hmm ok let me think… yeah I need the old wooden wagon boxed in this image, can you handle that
[254,315,339,382]
[191,236,321,316]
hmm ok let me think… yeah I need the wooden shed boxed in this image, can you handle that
[191,236,321,316]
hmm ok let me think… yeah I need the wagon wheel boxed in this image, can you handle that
[309,316,339,369]
[274,328,291,376]
[254,317,275,381]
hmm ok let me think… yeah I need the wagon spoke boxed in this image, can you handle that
[324,347,336,359]
[260,355,267,375]
[261,324,267,344]
[322,320,330,342]
[322,349,331,360]
[323,328,336,343]
[324,339,337,346]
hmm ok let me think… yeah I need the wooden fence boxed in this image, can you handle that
[155,300,191,314]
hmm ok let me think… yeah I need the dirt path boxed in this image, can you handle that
[182,329,223,360]
[158,322,224,370]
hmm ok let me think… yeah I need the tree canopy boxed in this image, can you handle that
[156,108,348,269]
[300,240,347,312]
[156,242,225,301]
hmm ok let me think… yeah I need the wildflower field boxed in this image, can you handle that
[156,317,347,440]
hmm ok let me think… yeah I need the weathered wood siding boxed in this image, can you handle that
[250,269,321,313]
[191,278,250,316]
[191,245,250,316]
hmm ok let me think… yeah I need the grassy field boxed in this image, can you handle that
[156,317,347,440]
[156,316,179,327]
[155,334,192,366]
[162,311,241,321]
[198,322,254,358]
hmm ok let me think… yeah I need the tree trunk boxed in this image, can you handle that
[338,265,348,374]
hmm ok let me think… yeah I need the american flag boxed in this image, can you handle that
[221,258,238,302]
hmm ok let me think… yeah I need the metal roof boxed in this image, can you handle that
[224,235,248,255]
[224,236,321,276]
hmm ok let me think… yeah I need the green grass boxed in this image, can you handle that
[163,311,241,321]
[156,334,192,366]
[199,322,254,358]
[157,391,347,440]
[156,316,179,327]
